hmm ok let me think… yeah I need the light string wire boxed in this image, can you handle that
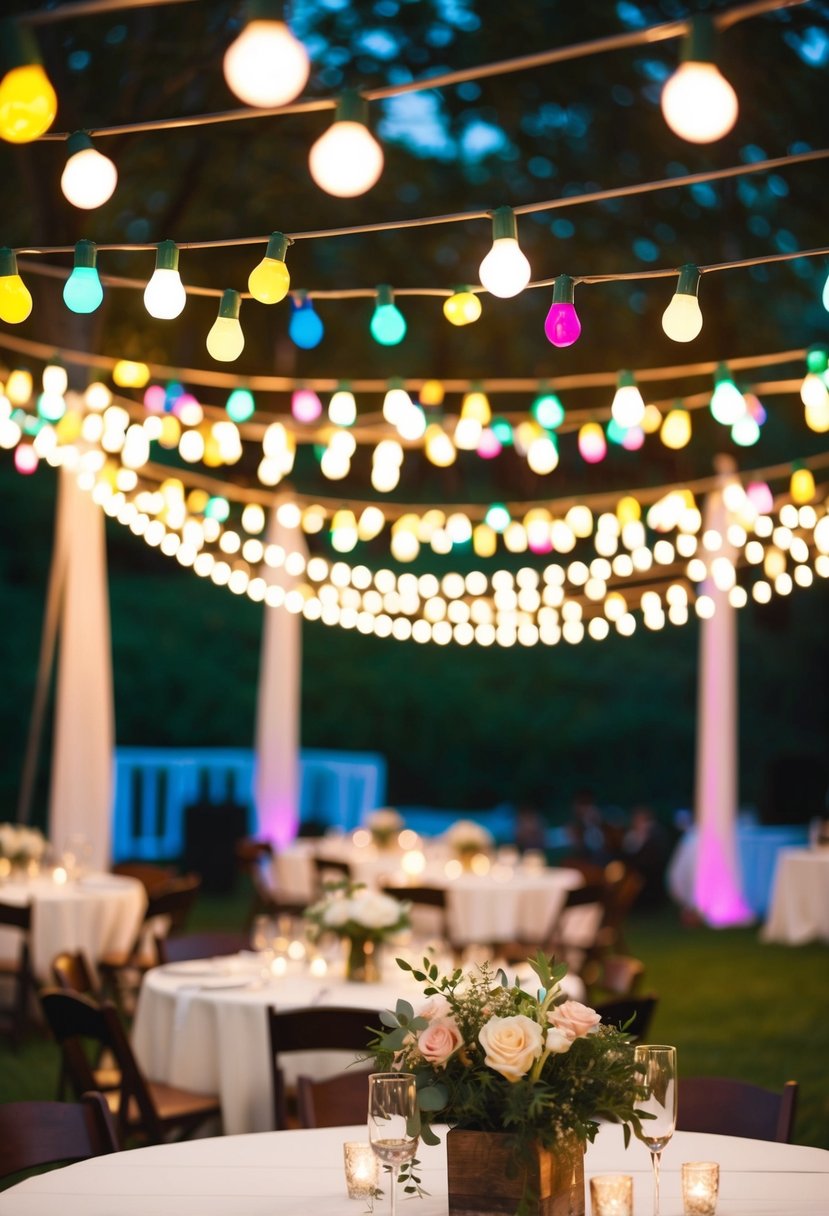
[20,0,808,140]
[11,146,829,261]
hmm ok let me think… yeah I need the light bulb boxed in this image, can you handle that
[578,422,606,464]
[0,22,57,143]
[144,241,186,319]
[288,294,323,349]
[661,16,738,143]
[544,274,581,346]
[248,231,290,303]
[790,467,815,505]
[309,90,383,197]
[291,388,322,422]
[370,285,406,345]
[113,360,150,388]
[443,286,482,326]
[60,132,117,209]
[328,386,356,426]
[478,207,531,298]
[63,240,103,314]
[823,269,829,312]
[660,405,692,449]
[661,264,703,341]
[226,388,256,422]
[611,371,645,428]
[0,247,33,323]
[206,289,244,362]
[223,1,309,107]
[731,414,760,446]
[6,367,32,404]
[531,392,565,430]
[801,346,829,406]
[710,363,746,425]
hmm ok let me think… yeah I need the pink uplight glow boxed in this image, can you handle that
[255,797,297,850]
[693,825,753,927]
[544,301,582,347]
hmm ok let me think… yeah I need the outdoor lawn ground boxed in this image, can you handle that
[1,892,827,1155]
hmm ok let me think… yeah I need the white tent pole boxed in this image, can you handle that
[47,466,115,871]
[253,503,307,848]
[692,454,753,926]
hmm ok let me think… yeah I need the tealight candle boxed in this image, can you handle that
[287,939,306,961]
[590,1174,633,1216]
[52,865,68,885]
[682,1162,719,1216]
[309,955,328,977]
[270,955,287,977]
[343,1141,379,1199]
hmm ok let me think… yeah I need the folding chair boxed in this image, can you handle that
[676,1077,798,1143]
[0,1092,119,1182]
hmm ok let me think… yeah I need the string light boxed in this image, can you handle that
[288,293,323,349]
[369,285,407,346]
[0,18,56,144]
[308,90,383,198]
[226,388,256,422]
[62,240,104,314]
[660,15,739,144]
[0,248,33,324]
[247,231,290,304]
[206,289,244,362]
[478,207,531,299]
[143,241,186,319]
[661,264,703,342]
[611,370,646,429]
[328,385,357,426]
[60,131,117,210]
[222,0,309,108]
[544,275,581,347]
[709,363,746,425]
[443,286,482,326]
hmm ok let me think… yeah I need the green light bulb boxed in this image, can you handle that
[63,240,103,314]
[226,388,255,421]
[370,284,406,346]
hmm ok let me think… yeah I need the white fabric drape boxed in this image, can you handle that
[692,457,753,926]
[47,466,115,872]
[253,505,307,848]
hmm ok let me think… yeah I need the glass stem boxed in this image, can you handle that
[650,1150,661,1216]
[390,1164,398,1216]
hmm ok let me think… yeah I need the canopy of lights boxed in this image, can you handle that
[0,0,827,647]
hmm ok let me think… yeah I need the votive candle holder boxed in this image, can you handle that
[682,1161,719,1216]
[343,1141,379,1199]
[590,1173,633,1216]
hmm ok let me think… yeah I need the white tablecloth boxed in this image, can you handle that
[762,849,829,944]
[1,1123,827,1215]
[0,872,147,980]
[275,841,583,946]
[132,954,584,1136]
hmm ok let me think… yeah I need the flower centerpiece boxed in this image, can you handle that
[0,823,47,877]
[366,807,404,850]
[304,880,410,982]
[369,952,645,1216]
[444,818,494,868]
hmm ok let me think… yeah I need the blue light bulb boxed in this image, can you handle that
[288,295,324,349]
[370,285,406,346]
[62,240,103,314]
[226,388,255,422]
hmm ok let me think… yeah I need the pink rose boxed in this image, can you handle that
[416,994,452,1022]
[417,1017,463,1066]
[549,1000,601,1041]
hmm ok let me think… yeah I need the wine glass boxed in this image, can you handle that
[634,1044,677,1216]
[368,1072,418,1216]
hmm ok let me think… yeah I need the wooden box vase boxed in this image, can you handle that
[446,1129,585,1216]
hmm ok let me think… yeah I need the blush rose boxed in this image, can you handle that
[549,1000,601,1041]
[417,1017,463,1066]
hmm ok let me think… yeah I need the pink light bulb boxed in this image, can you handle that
[544,275,581,347]
[622,426,645,451]
[746,481,773,514]
[14,444,38,475]
[292,389,322,423]
[578,422,606,464]
[477,427,502,459]
[143,384,166,414]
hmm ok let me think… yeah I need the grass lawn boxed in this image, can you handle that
[1,893,827,1150]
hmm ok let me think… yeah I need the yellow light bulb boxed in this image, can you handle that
[206,289,245,362]
[248,232,290,303]
[0,63,57,143]
[6,367,32,403]
[0,248,32,323]
[790,468,815,505]
[113,359,150,389]
[443,287,482,326]
[420,379,445,407]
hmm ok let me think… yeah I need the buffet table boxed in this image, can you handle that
[132,953,584,1135]
[0,871,146,980]
[762,848,829,944]
[1,1123,827,1215]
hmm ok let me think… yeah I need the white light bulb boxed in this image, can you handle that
[144,241,186,319]
[662,266,703,342]
[206,289,245,362]
[223,13,309,108]
[60,134,117,209]
[661,18,738,144]
[309,119,383,198]
[611,374,645,428]
[479,237,531,298]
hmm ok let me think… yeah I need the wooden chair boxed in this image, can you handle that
[600,861,645,955]
[594,995,658,1042]
[381,884,453,949]
[0,1092,119,1182]
[0,899,35,1046]
[296,1069,371,1128]
[98,873,202,1012]
[313,856,352,889]
[676,1077,798,1143]
[267,1004,379,1129]
[111,861,180,895]
[583,953,646,1002]
[51,950,118,1099]
[156,930,250,964]
[39,988,221,1146]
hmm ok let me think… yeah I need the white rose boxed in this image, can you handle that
[417,994,452,1022]
[323,899,356,928]
[0,825,22,857]
[478,1014,543,1083]
[349,891,403,931]
[546,1027,573,1054]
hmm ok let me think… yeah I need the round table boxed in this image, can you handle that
[0,1123,826,1215]
[762,849,829,945]
[132,953,585,1135]
[0,871,147,980]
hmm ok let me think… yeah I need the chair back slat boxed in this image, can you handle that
[0,1092,119,1181]
[676,1077,798,1143]
[296,1070,371,1129]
